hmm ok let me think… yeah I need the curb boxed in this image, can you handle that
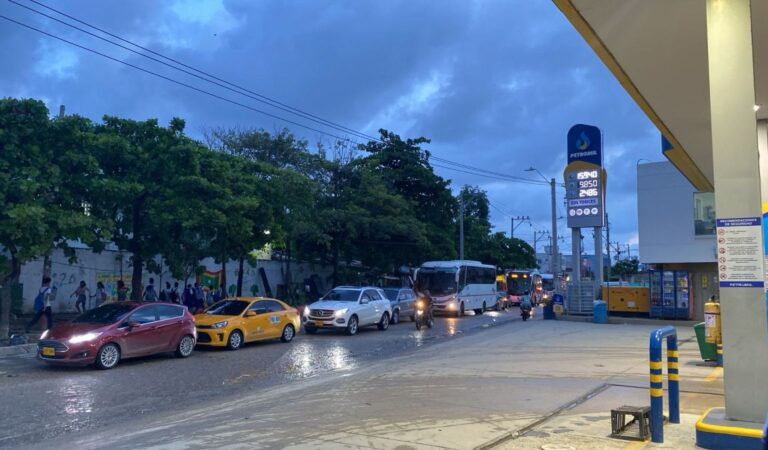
[0,343,37,358]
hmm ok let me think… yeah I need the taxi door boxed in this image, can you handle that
[244,301,270,342]
[263,300,287,338]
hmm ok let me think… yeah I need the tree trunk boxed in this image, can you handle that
[285,240,292,304]
[331,238,339,287]
[43,251,52,279]
[237,257,244,297]
[131,254,143,301]
[0,254,21,340]
[220,257,227,298]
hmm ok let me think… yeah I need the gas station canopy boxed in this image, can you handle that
[554,0,768,192]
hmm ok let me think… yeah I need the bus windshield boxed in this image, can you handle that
[507,272,530,296]
[415,268,457,296]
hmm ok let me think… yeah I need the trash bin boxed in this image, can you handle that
[694,322,717,361]
[593,300,608,324]
[543,302,556,320]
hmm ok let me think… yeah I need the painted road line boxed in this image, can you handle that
[705,366,723,383]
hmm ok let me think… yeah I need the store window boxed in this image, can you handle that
[693,192,716,236]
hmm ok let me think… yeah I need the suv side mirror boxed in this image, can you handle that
[360,298,369,305]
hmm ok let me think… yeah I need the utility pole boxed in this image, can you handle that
[533,230,550,260]
[605,213,611,281]
[510,215,530,239]
[459,197,465,260]
[550,178,558,275]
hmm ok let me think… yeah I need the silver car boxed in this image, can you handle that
[382,288,417,324]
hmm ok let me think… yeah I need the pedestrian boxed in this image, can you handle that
[143,278,158,302]
[183,283,194,310]
[193,282,205,313]
[26,277,54,333]
[204,283,214,306]
[213,284,224,303]
[169,281,180,304]
[159,282,170,302]
[71,281,91,313]
[95,281,108,306]
[117,279,128,301]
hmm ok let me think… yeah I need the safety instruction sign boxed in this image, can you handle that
[716,217,765,288]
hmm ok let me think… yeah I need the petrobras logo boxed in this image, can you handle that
[576,131,590,150]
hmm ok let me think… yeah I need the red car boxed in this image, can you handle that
[38,302,196,370]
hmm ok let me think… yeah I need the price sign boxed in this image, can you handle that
[565,124,605,228]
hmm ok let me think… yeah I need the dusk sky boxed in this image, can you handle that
[1,0,665,260]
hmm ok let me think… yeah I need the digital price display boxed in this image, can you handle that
[566,169,604,228]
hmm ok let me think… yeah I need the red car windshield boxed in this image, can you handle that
[73,303,136,324]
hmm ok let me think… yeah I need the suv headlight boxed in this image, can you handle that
[303,308,311,317]
[211,321,228,329]
[334,308,349,317]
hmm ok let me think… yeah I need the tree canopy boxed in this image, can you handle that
[0,98,541,329]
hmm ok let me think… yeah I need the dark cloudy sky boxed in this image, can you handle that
[1,0,664,260]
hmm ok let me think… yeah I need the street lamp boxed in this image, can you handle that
[525,167,559,275]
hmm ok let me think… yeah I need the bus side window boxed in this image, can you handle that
[458,267,467,292]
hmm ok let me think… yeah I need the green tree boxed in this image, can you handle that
[359,130,457,262]
[612,257,640,280]
[0,99,106,336]
[92,116,212,299]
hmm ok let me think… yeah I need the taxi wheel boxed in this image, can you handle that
[280,324,295,343]
[227,330,243,351]
[175,335,195,358]
[95,343,121,370]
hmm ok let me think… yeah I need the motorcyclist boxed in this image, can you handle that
[414,288,434,329]
[520,290,533,319]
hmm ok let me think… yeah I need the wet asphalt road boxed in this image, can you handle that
[0,308,523,449]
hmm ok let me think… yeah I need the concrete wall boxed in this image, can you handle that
[18,248,333,314]
[637,161,716,264]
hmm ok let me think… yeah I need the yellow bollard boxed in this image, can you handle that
[704,300,721,344]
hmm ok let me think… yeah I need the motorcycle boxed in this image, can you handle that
[414,298,434,330]
[520,304,532,321]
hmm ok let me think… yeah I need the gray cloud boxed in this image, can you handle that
[0,0,664,258]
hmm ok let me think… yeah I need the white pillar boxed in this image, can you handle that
[706,0,768,423]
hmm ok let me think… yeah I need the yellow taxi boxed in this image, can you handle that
[194,297,300,350]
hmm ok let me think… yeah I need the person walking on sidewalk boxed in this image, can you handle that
[71,281,91,313]
[193,282,205,313]
[143,278,159,302]
[169,281,180,304]
[159,282,170,302]
[116,279,128,302]
[26,277,55,333]
[183,283,194,310]
[95,281,108,306]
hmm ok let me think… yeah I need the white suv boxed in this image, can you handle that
[303,287,392,336]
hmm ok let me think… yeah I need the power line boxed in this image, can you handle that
[0,14,358,143]
[431,156,549,186]
[13,0,380,143]
[5,3,558,190]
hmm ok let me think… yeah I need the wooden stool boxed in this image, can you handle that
[611,405,651,441]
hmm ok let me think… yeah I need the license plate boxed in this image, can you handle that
[42,347,55,357]
[314,321,325,327]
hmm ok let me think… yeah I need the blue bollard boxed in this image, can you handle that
[649,326,680,443]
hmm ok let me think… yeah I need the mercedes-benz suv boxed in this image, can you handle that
[303,287,392,336]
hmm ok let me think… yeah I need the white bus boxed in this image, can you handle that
[414,260,497,317]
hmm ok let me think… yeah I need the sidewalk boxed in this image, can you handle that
[29,318,723,450]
